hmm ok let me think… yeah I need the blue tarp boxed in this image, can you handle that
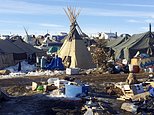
[149,87,154,97]
[52,35,66,41]
[46,56,65,70]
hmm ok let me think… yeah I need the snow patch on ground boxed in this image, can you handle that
[5,61,37,73]
[0,61,65,79]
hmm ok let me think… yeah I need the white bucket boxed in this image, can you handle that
[149,68,153,73]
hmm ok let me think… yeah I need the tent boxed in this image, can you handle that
[58,7,95,69]
[47,46,61,55]
[107,34,130,48]
[0,38,45,69]
[113,31,154,61]
[12,38,45,57]
[0,39,27,69]
[12,38,45,64]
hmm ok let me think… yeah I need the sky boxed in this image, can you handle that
[0,0,154,36]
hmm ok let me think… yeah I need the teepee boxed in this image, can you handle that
[58,7,95,69]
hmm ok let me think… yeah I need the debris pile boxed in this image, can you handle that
[83,97,118,114]
[109,72,154,114]
[29,76,121,114]
[31,77,90,98]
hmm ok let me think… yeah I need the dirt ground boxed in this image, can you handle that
[0,72,149,115]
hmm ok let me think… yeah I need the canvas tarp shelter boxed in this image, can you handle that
[107,35,130,48]
[112,31,154,61]
[0,39,27,69]
[12,38,45,57]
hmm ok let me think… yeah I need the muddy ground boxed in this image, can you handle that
[0,73,149,115]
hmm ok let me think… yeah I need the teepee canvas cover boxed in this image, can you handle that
[58,7,95,69]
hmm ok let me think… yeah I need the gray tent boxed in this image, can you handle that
[0,39,27,69]
[0,38,45,69]
[107,34,130,48]
[12,38,45,57]
[112,31,154,61]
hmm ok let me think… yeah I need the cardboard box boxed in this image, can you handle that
[131,58,140,66]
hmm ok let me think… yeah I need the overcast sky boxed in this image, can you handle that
[0,0,154,36]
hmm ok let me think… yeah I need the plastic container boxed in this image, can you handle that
[65,84,82,97]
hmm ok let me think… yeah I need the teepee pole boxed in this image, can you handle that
[64,7,81,25]
[64,8,71,23]
[64,7,87,38]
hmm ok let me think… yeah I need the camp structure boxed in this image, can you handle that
[12,38,45,57]
[112,24,154,61]
[0,39,27,69]
[58,7,95,69]
[106,34,131,59]
[47,45,61,55]
[107,34,131,48]
[23,27,36,46]
[0,38,45,69]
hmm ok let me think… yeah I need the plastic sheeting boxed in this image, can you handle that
[46,56,64,70]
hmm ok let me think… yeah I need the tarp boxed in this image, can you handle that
[112,31,154,61]
[0,38,45,69]
[139,57,154,68]
[47,46,61,54]
[46,56,64,70]
[12,38,45,56]
[107,35,130,48]
[0,39,27,69]
[0,39,25,54]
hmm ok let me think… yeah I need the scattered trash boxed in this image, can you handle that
[66,68,80,75]
[32,82,38,91]
[37,85,44,91]
[84,108,93,115]
[47,78,59,88]
[132,92,150,101]
[149,87,154,97]
[65,83,83,97]
[121,102,138,113]
[0,70,10,75]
